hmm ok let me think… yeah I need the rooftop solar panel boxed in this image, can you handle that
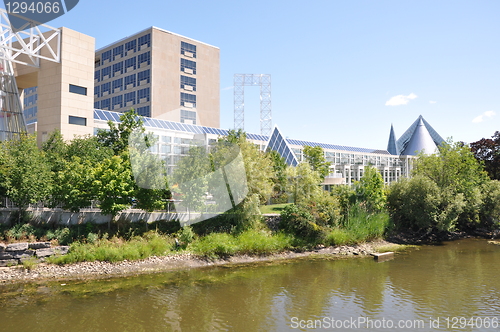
[95,110,105,120]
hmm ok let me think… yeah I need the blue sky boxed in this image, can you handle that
[7,0,500,150]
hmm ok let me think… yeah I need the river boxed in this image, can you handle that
[0,238,499,331]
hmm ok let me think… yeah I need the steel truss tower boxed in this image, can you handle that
[234,74,272,136]
[0,9,61,141]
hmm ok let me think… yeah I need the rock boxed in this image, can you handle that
[0,259,18,267]
[0,252,14,260]
[28,242,51,250]
[36,248,55,258]
[53,246,70,255]
[0,243,5,252]
[5,243,29,252]
[11,250,35,260]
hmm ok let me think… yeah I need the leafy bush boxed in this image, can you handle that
[280,204,326,240]
[188,232,237,259]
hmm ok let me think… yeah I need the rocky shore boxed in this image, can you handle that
[0,240,400,284]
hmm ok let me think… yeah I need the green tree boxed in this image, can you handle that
[470,131,500,180]
[354,166,386,212]
[285,162,322,204]
[412,139,489,228]
[172,145,211,217]
[96,108,144,155]
[267,149,288,203]
[92,155,135,225]
[303,145,331,181]
[2,134,52,219]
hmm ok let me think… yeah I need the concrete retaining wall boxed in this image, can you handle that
[0,208,219,226]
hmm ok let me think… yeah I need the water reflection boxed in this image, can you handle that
[0,239,499,331]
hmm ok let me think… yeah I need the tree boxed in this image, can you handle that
[268,149,288,203]
[92,155,135,225]
[96,108,144,155]
[470,131,500,180]
[285,162,322,204]
[303,145,331,181]
[2,134,52,219]
[354,166,386,212]
[411,139,489,229]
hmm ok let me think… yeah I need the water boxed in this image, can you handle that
[1,238,499,331]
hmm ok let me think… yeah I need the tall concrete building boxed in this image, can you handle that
[93,27,220,127]
[17,26,220,144]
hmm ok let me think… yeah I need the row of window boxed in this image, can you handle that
[94,70,150,97]
[95,88,150,110]
[95,52,151,82]
[180,110,196,124]
[180,92,196,107]
[181,41,196,58]
[24,94,37,107]
[97,34,151,67]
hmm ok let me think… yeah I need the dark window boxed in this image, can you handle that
[138,33,151,48]
[112,62,123,76]
[137,105,150,117]
[101,66,111,78]
[124,91,135,104]
[125,40,136,55]
[180,92,196,107]
[181,58,196,74]
[138,69,150,84]
[94,101,100,109]
[101,82,111,95]
[112,95,123,109]
[125,57,136,71]
[138,52,151,66]
[94,70,100,82]
[181,109,196,124]
[112,78,123,91]
[124,74,136,87]
[180,75,196,91]
[181,41,197,58]
[137,88,150,102]
[69,116,87,126]
[94,86,100,98]
[102,50,112,63]
[101,98,110,110]
[113,45,124,60]
[69,84,87,95]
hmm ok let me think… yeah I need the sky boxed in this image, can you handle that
[4,0,500,150]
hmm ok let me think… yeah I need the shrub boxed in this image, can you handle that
[280,204,326,240]
[188,232,237,259]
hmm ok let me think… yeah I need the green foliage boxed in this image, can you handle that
[285,162,322,204]
[1,134,52,212]
[268,149,288,202]
[303,145,331,181]
[279,204,326,240]
[354,166,387,212]
[48,232,173,264]
[92,155,135,219]
[470,131,500,180]
[96,108,145,155]
[479,180,500,227]
[412,139,489,229]
[387,176,466,232]
[177,226,196,247]
[302,190,341,227]
[188,232,237,259]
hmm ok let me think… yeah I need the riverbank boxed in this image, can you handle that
[0,240,404,284]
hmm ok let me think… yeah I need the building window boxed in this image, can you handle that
[125,40,136,55]
[138,33,151,49]
[181,58,196,74]
[137,87,150,102]
[124,91,135,105]
[94,86,100,98]
[124,74,136,88]
[102,50,112,63]
[181,109,196,124]
[69,115,87,126]
[112,62,123,76]
[69,84,87,95]
[180,92,196,107]
[94,101,100,109]
[138,51,151,66]
[180,75,196,91]
[101,82,111,96]
[125,57,136,71]
[112,78,123,92]
[138,69,150,85]
[101,98,110,110]
[94,70,100,82]
[101,66,111,79]
[137,105,150,117]
[113,45,124,60]
[112,95,123,109]
[181,41,196,58]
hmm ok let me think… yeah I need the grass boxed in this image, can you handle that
[259,203,291,215]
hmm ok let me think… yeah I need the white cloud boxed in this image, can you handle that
[429,101,437,104]
[473,111,496,123]
[385,93,418,106]
[221,86,234,91]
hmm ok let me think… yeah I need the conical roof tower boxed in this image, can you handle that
[401,116,438,155]
[387,124,399,155]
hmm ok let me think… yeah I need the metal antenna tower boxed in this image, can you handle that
[234,74,272,136]
[0,9,61,140]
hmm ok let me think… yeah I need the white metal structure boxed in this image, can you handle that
[234,74,272,136]
[0,8,61,140]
